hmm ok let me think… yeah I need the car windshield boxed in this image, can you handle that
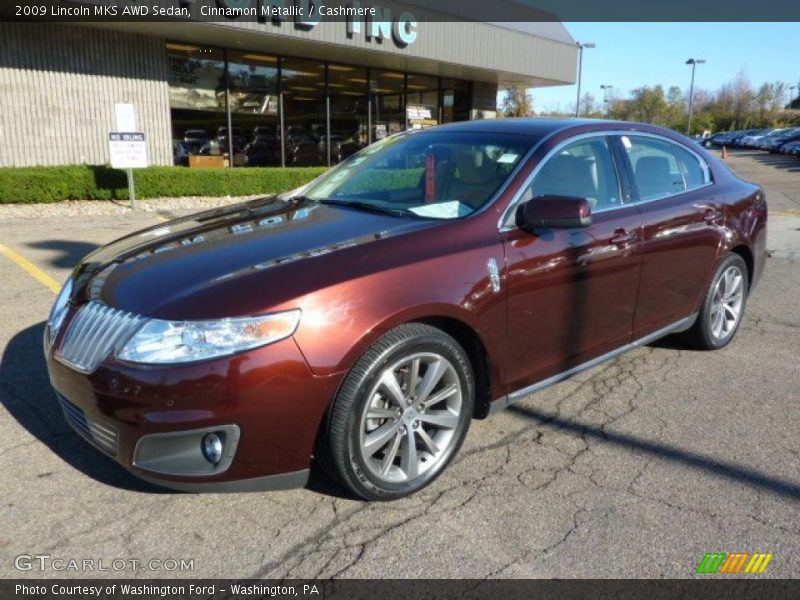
[297,130,537,220]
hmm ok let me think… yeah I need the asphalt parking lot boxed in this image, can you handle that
[0,149,798,579]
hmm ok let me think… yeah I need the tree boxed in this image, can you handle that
[578,92,597,117]
[627,85,668,124]
[501,87,534,117]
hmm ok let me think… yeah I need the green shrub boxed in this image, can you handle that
[0,165,329,204]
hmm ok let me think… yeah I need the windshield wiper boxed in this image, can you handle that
[318,199,413,218]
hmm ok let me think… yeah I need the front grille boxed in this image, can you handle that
[57,394,119,457]
[55,301,144,373]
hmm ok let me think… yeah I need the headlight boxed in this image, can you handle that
[47,277,73,344]
[116,310,301,365]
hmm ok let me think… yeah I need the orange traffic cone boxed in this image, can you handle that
[721,146,728,160]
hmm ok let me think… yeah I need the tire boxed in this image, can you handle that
[323,323,474,501]
[685,253,749,350]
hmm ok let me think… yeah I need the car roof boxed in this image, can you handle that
[428,118,593,137]
[422,117,679,140]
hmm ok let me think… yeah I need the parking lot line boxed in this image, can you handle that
[0,242,60,294]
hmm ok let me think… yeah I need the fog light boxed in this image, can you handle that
[201,433,223,465]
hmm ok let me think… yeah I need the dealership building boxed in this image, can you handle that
[0,5,577,168]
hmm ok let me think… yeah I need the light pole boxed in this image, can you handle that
[685,58,706,135]
[600,84,613,117]
[575,42,596,118]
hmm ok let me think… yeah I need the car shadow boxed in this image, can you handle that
[25,240,99,270]
[507,403,800,500]
[730,149,800,173]
[0,322,167,494]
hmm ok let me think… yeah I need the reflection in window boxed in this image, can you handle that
[228,51,280,167]
[371,70,406,141]
[167,44,226,165]
[328,63,369,164]
[406,74,439,130]
[166,42,472,169]
[282,58,327,167]
[441,79,471,124]
[304,131,535,219]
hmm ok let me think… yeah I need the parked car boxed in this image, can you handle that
[781,140,800,156]
[708,131,737,147]
[44,119,767,500]
[244,135,281,166]
[776,134,800,154]
[183,129,210,154]
[763,128,800,152]
[754,129,788,150]
[739,128,781,148]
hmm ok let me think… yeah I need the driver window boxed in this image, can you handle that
[525,137,621,212]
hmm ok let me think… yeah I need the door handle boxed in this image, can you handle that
[611,228,637,246]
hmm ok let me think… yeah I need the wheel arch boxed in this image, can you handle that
[730,244,754,291]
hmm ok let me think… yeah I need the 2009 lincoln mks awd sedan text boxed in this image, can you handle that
[44,119,767,500]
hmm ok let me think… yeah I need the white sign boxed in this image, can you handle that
[109,132,148,169]
[114,103,137,132]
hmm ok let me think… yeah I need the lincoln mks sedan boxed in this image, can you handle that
[45,119,767,500]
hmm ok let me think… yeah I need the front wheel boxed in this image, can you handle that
[686,253,749,350]
[323,324,474,501]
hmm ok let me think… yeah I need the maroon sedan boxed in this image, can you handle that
[45,119,767,500]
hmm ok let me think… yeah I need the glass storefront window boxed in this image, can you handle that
[328,63,369,164]
[370,70,406,142]
[441,79,471,124]
[166,42,472,168]
[227,51,280,167]
[281,58,327,167]
[167,44,227,166]
[406,74,439,130]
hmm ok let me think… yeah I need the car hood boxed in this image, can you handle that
[72,197,437,320]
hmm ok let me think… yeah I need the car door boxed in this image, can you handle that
[500,135,643,393]
[613,134,722,339]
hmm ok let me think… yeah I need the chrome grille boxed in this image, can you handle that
[57,394,119,457]
[55,301,144,373]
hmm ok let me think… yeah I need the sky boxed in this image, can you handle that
[526,22,800,114]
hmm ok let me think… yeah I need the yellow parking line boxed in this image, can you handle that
[769,209,800,217]
[0,243,60,294]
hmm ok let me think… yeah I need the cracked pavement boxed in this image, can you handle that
[0,149,798,579]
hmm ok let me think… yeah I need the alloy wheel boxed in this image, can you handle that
[357,352,463,484]
[709,265,745,340]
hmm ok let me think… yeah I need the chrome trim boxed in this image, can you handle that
[487,258,501,293]
[55,302,145,374]
[498,129,715,232]
[487,313,698,416]
[57,393,119,457]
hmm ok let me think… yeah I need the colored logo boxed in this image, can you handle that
[696,552,773,574]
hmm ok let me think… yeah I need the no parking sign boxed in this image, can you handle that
[108,132,148,169]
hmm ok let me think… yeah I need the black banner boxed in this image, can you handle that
[5,579,800,600]
[2,0,800,22]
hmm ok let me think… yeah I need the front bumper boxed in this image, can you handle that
[45,333,342,492]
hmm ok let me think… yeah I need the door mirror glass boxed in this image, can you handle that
[516,195,593,229]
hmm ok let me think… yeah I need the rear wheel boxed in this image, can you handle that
[686,253,749,350]
[324,324,474,501]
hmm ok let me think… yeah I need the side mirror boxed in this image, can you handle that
[515,195,593,230]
